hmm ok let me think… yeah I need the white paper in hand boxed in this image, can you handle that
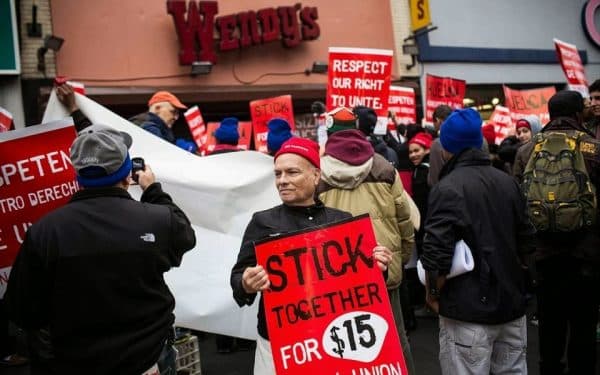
[417,240,475,285]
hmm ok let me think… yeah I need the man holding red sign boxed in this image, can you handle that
[230,137,393,375]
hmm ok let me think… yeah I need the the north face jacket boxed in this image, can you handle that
[5,184,196,374]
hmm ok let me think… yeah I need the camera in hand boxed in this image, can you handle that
[131,157,145,183]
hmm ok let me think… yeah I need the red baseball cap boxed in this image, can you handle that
[147,91,187,109]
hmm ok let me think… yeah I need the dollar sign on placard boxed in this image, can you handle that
[330,326,345,358]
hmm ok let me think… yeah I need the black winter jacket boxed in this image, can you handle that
[142,113,176,143]
[5,184,196,374]
[230,202,351,339]
[421,148,536,324]
[412,154,430,254]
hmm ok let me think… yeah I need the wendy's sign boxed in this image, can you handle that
[167,1,320,65]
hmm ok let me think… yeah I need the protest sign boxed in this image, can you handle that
[487,105,514,144]
[554,39,589,97]
[425,74,465,124]
[250,95,295,153]
[0,119,78,297]
[184,106,206,149]
[0,106,13,132]
[503,85,556,126]
[327,47,393,134]
[388,86,417,125]
[255,215,406,375]
[204,121,253,154]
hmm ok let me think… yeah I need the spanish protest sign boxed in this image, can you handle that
[0,119,78,297]
[250,95,296,153]
[0,106,13,133]
[425,74,465,124]
[255,214,406,375]
[503,85,556,126]
[554,39,589,97]
[327,47,393,134]
[184,105,206,150]
[487,105,514,144]
[388,86,417,126]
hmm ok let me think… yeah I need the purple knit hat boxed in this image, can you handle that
[325,129,374,166]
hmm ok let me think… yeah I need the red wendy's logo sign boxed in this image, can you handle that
[167,1,320,65]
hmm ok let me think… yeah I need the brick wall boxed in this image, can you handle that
[20,0,56,79]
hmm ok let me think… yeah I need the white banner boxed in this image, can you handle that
[43,92,281,339]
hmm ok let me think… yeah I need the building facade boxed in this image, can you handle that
[415,0,600,112]
[8,0,417,138]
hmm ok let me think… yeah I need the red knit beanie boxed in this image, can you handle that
[274,137,321,168]
[325,129,374,166]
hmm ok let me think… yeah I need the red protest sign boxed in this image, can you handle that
[255,215,406,375]
[487,105,514,144]
[184,106,206,149]
[388,86,417,125]
[425,74,466,123]
[0,106,13,133]
[250,95,296,153]
[554,39,589,97]
[0,119,78,297]
[204,121,252,155]
[327,47,393,133]
[503,85,556,127]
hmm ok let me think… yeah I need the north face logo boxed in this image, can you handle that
[140,233,156,242]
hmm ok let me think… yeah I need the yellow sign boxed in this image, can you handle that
[410,0,431,32]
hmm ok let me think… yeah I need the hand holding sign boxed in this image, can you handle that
[242,265,271,293]
[56,83,78,113]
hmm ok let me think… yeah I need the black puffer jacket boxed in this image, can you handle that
[5,184,196,374]
[421,148,536,324]
[230,202,351,339]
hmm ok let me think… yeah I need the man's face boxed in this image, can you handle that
[590,91,600,117]
[155,103,179,128]
[274,154,320,207]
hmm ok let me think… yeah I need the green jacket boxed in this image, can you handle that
[317,153,415,289]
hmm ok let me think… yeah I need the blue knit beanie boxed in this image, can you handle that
[267,118,293,154]
[215,117,239,144]
[440,108,483,154]
[176,138,198,153]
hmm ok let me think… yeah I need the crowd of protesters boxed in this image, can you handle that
[1,79,600,375]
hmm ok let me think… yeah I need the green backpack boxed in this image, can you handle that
[522,131,597,232]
